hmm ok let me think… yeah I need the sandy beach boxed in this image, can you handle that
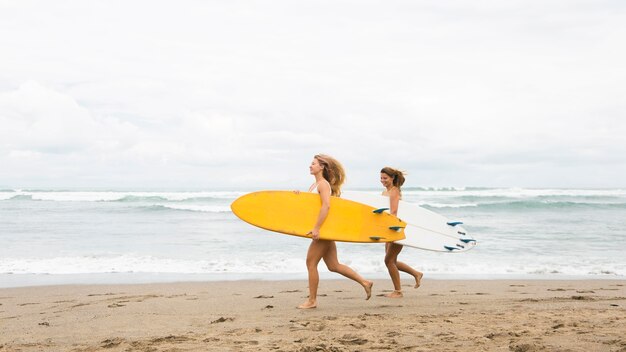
[1,279,625,351]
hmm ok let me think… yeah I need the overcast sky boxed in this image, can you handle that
[1,0,625,189]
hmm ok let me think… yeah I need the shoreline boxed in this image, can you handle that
[1,279,625,351]
[2,272,624,289]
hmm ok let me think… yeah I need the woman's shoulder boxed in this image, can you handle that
[390,187,403,199]
[317,179,332,190]
[384,186,401,195]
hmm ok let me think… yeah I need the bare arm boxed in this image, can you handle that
[309,181,331,240]
[388,188,400,216]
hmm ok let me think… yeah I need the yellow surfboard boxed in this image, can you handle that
[231,191,406,243]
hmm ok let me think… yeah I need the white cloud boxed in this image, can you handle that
[0,1,625,189]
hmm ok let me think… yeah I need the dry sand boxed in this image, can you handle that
[1,279,625,351]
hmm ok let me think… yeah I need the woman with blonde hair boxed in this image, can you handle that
[380,167,423,298]
[297,154,373,309]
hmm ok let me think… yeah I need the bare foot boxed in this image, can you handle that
[297,300,317,309]
[414,272,424,289]
[384,290,403,298]
[364,281,373,300]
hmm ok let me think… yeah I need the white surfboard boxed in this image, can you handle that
[342,191,477,252]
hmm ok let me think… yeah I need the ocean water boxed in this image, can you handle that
[1,188,625,287]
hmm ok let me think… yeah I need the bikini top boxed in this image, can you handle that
[309,180,331,194]
[382,187,402,200]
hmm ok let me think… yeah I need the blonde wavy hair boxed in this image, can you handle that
[314,154,346,197]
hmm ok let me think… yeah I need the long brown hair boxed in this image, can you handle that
[315,154,346,196]
[381,166,406,191]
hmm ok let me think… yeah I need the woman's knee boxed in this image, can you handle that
[325,262,340,273]
[306,258,319,269]
[384,256,396,267]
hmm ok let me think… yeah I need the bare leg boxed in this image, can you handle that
[322,241,373,300]
[384,242,404,297]
[397,261,423,288]
[297,240,327,309]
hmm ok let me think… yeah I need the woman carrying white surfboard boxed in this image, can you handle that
[297,154,373,309]
[380,167,423,298]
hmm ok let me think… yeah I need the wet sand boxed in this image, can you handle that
[1,279,625,351]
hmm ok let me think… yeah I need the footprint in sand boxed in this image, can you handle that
[102,295,160,308]
[570,296,595,301]
[71,303,91,308]
[233,340,259,345]
[211,317,235,324]
[150,335,192,343]
[88,293,121,297]
[100,338,125,348]
[107,303,126,308]
[289,320,326,331]
[338,334,368,345]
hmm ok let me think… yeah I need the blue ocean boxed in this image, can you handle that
[1,188,624,287]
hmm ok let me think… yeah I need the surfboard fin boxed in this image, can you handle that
[373,207,389,214]
[444,246,461,251]
[369,236,384,241]
[460,238,476,244]
[388,226,404,231]
[447,221,463,226]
